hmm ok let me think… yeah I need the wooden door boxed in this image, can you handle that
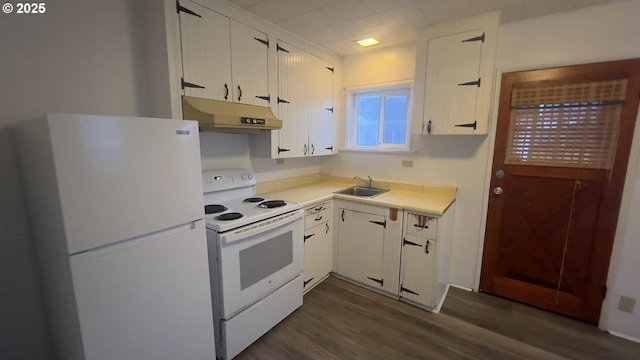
[481,59,640,324]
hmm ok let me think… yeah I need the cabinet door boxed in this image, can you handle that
[337,209,385,289]
[276,41,309,158]
[303,221,332,292]
[179,0,232,101]
[230,21,270,106]
[308,57,335,156]
[400,238,437,307]
[423,29,483,134]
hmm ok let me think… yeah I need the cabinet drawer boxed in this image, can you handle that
[304,201,331,229]
[405,213,437,239]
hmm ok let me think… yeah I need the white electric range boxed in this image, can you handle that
[202,169,304,360]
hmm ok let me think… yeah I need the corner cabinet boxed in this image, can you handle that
[303,201,332,293]
[275,41,336,158]
[178,0,269,106]
[413,12,499,135]
[334,200,403,295]
[399,206,455,311]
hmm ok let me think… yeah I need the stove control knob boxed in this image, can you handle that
[241,173,248,180]
[248,173,253,180]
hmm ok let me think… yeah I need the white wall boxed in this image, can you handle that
[325,0,640,341]
[0,1,173,358]
[324,42,494,290]
[495,0,640,341]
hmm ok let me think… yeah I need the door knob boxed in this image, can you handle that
[495,169,505,178]
[493,186,504,195]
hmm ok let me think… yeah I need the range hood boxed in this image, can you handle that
[182,96,282,133]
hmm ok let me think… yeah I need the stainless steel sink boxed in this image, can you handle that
[334,186,389,199]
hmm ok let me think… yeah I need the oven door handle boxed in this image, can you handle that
[220,209,303,244]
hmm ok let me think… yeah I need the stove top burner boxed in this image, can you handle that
[258,200,287,209]
[215,212,244,221]
[205,204,228,214]
[243,197,265,203]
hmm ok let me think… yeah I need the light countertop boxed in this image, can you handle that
[260,179,456,216]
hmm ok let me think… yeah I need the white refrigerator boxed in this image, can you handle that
[16,114,216,360]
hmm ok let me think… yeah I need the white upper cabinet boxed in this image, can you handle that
[178,0,269,106]
[230,20,269,106]
[414,12,500,135]
[275,41,336,158]
[179,1,231,101]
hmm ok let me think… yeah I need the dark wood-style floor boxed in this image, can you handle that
[236,276,640,359]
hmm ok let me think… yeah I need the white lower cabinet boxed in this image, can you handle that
[399,233,437,307]
[399,207,455,311]
[334,200,402,295]
[303,201,332,292]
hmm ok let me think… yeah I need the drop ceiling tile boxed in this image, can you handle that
[338,15,384,38]
[360,0,415,13]
[319,0,375,23]
[416,0,474,24]
[247,0,315,23]
[229,0,263,8]
[277,10,338,35]
[306,0,342,9]
[376,3,427,27]
[305,26,346,44]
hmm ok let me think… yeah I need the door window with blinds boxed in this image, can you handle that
[505,79,628,169]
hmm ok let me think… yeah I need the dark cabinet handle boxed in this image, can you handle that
[224,83,229,100]
[277,147,290,154]
[304,144,308,155]
[237,86,242,102]
[413,224,429,229]
[341,210,344,222]
[313,206,323,211]
[303,233,315,242]
[325,223,329,234]
[311,144,315,155]
[427,120,432,134]
[314,216,323,222]
[426,240,431,254]
[325,146,333,151]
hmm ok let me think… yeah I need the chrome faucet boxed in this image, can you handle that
[354,175,374,188]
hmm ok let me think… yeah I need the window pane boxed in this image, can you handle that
[357,96,380,146]
[383,95,408,144]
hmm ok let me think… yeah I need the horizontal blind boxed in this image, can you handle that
[505,79,627,169]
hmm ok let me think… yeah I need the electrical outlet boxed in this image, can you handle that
[276,159,284,165]
[618,296,636,313]
[402,160,414,168]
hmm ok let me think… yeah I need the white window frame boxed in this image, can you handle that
[345,82,412,152]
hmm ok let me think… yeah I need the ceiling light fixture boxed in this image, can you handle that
[356,38,380,47]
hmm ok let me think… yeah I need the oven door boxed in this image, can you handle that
[217,210,303,319]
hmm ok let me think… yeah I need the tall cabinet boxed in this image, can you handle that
[178,0,270,106]
[275,41,336,158]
